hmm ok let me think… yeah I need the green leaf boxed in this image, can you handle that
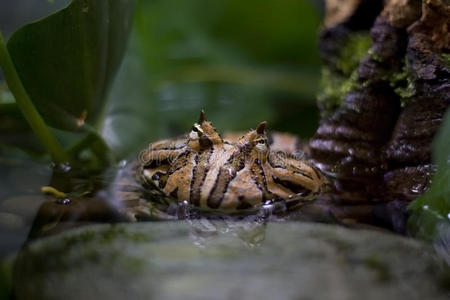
[6,0,136,131]
[408,108,450,240]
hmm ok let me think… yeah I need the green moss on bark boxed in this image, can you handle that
[441,53,450,69]
[388,60,416,107]
[317,68,359,115]
[317,32,370,116]
[336,33,372,76]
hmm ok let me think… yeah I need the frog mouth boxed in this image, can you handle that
[272,175,311,197]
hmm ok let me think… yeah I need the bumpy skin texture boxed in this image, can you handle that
[135,112,327,214]
[310,0,449,223]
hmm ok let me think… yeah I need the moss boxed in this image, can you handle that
[15,225,150,277]
[388,59,416,107]
[364,254,392,283]
[441,53,450,69]
[368,48,383,63]
[321,232,353,252]
[317,32,370,116]
[60,225,150,246]
[317,68,359,116]
[393,79,415,105]
[336,33,372,76]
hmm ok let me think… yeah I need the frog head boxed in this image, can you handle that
[188,110,223,151]
[239,121,269,163]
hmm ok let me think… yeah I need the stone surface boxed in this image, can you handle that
[12,222,449,300]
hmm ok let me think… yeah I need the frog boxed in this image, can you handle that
[113,110,328,221]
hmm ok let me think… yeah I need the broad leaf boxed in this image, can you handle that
[7,0,135,130]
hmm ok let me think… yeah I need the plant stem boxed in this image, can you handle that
[0,30,69,163]
[68,130,114,167]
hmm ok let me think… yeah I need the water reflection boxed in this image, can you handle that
[0,156,437,264]
[0,158,51,257]
[187,218,267,249]
[434,223,450,266]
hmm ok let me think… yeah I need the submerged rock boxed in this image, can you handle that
[13,222,449,300]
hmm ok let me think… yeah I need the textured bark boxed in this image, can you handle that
[310,0,450,230]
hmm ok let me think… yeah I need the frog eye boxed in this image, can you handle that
[192,124,203,134]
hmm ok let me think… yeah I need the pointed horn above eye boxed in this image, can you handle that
[198,109,207,123]
[256,121,267,134]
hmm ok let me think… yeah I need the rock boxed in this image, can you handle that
[12,222,449,300]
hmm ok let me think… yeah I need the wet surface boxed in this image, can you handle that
[12,222,450,300]
[0,155,412,258]
[0,159,51,257]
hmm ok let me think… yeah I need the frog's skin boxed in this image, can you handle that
[114,111,327,220]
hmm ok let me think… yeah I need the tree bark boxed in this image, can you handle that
[309,0,450,231]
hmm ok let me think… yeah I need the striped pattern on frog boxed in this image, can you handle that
[115,110,327,220]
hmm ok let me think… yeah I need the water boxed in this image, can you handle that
[0,154,338,258]
[0,158,52,257]
[0,155,395,259]
[2,157,449,300]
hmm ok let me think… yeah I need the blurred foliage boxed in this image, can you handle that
[408,108,450,241]
[7,0,136,131]
[103,0,322,158]
[1,0,322,163]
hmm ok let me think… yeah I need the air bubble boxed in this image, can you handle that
[410,184,423,194]
[118,160,127,168]
[56,198,71,205]
[52,162,71,173]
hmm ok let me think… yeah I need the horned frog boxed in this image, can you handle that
[115,110,327,220]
